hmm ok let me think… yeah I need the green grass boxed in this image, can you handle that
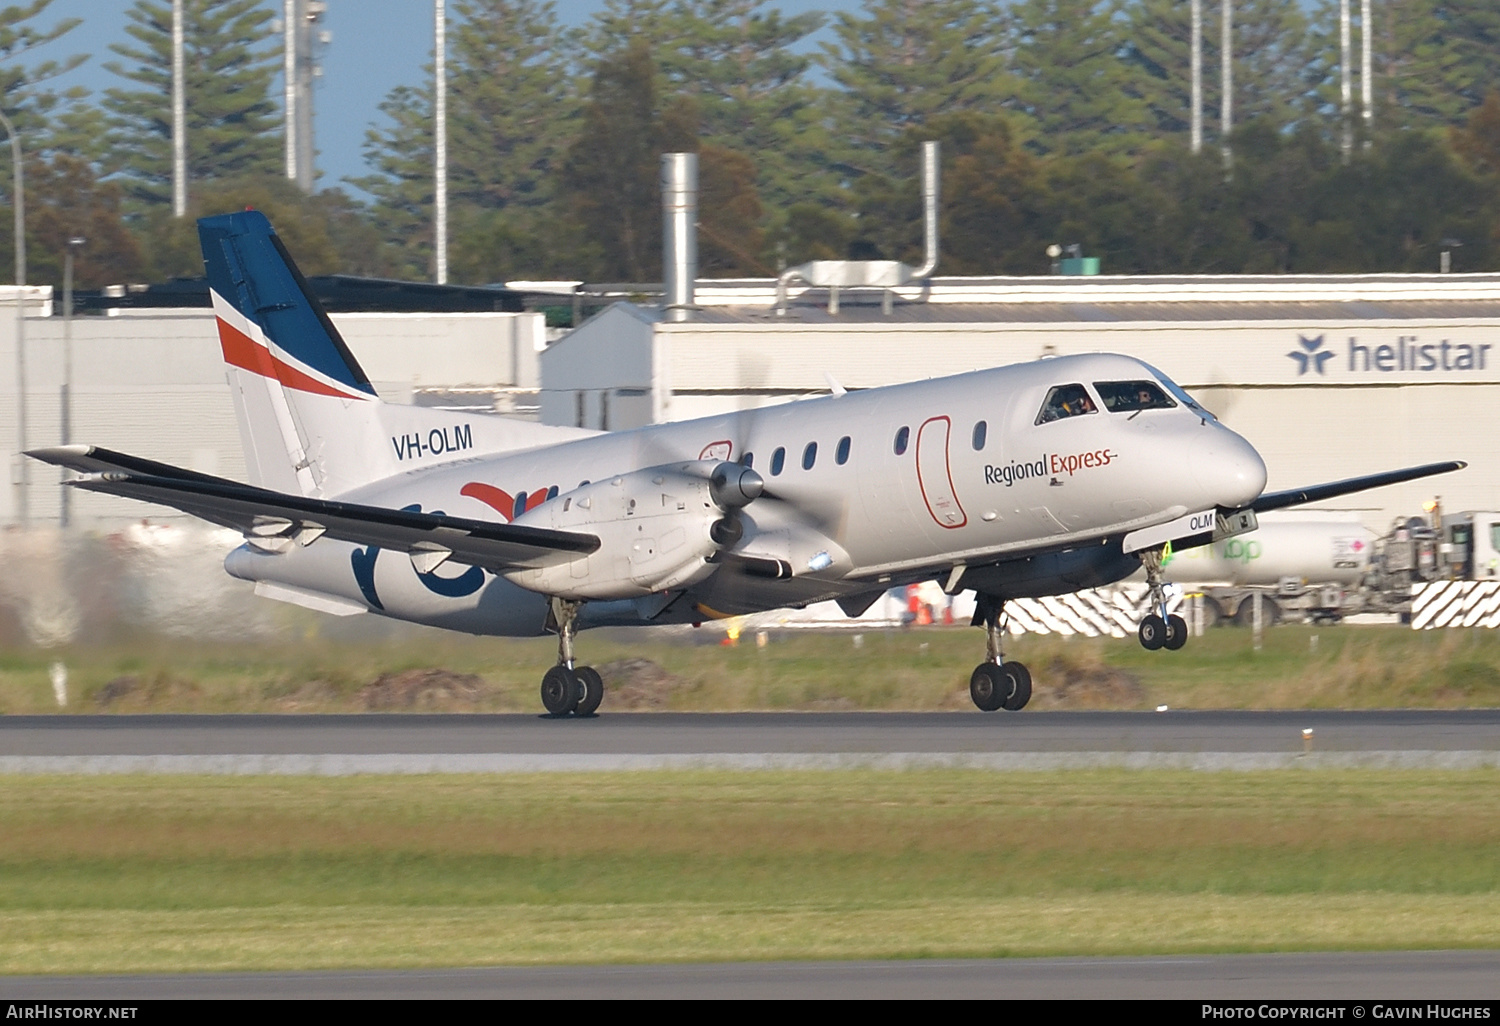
[2,771,1499,973]
[2,621,1499,714]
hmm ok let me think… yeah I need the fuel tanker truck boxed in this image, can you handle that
[1158,507,1500,626]
[1155,517,1376,626]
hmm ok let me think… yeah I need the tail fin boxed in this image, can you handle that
[199,211,591,497]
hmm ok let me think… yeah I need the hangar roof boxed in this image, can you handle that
[682,298,1500,325]
[621,272,1500,326]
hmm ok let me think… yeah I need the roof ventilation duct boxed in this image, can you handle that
[662,152,697,324]
[776,140,940,316]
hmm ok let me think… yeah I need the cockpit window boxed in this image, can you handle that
[1036,383,1098,424]
[1140,361,1215,419]
[1094,380,1177,413]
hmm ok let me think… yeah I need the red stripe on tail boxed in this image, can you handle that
[216,317,361,399]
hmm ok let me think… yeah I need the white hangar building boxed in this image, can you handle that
[4,270,1499,538]
[0,293,546,527]
[541,273,1500,533]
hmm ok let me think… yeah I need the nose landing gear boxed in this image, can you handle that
[540,597,605,717]
[969,595,1031,712]
[1137,548,1187,651]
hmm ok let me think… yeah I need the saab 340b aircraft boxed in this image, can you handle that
[28,212,1465,716]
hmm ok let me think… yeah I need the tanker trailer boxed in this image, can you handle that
[1157,518,1376,626]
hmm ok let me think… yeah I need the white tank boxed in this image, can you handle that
[1161,520,1375,586]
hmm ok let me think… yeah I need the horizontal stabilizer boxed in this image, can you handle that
[27,445,598,571]
[1249,461,1467,514]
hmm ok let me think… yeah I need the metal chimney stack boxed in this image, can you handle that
[662,152,697,323]
[912,140,940,278]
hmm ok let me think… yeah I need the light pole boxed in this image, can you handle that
[434,0,448,284]
[1190,0,1202,154]
[172,0,186,217]
[61,235,84,528]
[0,108,28,527]
[1220,0,1233,171]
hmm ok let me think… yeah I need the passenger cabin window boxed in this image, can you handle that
[836,436,851,465]
[770,447,786,476]
[972,420,987,450]
[1094,380,1177,414]
[802,441,818,470]
[1036,384,1098,424]
[894,426,910,455]
[741,452,754,468]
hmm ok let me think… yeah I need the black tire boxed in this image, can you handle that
[1163,614,1188,651]
[1138,614,1166,650]
[969,664,1005,712]
[540,665,579,717]
[1231,596,1282,628]
[1000,661,1032,711]
[573,665,604,717]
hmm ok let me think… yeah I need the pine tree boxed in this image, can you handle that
[1120,0,1196,139]
[820,0,1013,180]
[1230,0,1322,133]
[1366,0,1500,129]
[102,0,281,210]
[351,83,433,279]
[0,0,86,137]
[356,0,578,282]
[561,39,696,281]
[1124,0,1321,152]
[1007,0,1152,156]
[583,1,828,213]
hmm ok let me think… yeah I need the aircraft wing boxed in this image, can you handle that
[1246,460,1467,514]
[27,445,599,570]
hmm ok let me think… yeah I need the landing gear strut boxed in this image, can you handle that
[1137,547,1187,652]
[969,595,1031,712]
[540,597,604,717]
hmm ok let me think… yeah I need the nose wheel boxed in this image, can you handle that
[969,595,1031,712]
[541,598,605,717]
[1137,613,1188,651]
[1136,548,1188,652]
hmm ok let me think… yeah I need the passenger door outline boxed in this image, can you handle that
[915,415,968,529]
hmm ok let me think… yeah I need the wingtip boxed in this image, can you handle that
[23,444,94,462]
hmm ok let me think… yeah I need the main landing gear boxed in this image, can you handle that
[1136,547,1187,652]
[968,595,1031,713]
[540,597,604,718]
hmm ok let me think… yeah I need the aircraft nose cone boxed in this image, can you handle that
[1191,427,1267,509]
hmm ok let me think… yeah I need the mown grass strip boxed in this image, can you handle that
[1,770,1497,972]
[5,896,1500,975]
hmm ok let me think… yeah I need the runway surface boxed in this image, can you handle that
[3,951,1499,999]
[2,710,1498,772]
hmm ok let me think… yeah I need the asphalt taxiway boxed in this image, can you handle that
[2,710,1498,773]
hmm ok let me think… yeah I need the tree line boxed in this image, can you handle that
[2,0,1500,293]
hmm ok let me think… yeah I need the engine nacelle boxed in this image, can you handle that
[501,461,752,600]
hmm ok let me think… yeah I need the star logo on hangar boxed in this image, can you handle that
[1288,334,1334,375]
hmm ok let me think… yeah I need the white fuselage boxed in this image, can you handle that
[225,353,1267,635]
